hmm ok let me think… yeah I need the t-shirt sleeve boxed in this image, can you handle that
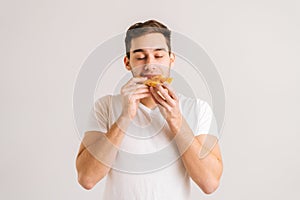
[196,100,219,139]
[84,95,111,134]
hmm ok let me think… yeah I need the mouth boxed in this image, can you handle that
[142,74,161,79]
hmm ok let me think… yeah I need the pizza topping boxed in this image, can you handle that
[144,75,173,87]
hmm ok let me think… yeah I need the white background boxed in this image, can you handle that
[1,0,299,199]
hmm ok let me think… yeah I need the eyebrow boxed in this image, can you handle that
[132,48,167,54]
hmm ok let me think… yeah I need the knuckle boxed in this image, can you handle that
[170,102,176,107]
[128,95,135,102]
[121,88,125,94]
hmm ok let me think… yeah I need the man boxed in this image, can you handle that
[76,20,223,199]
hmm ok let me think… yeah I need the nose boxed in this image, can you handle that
[145,55,155,64]
[144,55,156,71]
[144,63,157,71]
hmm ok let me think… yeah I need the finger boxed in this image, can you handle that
[133,87,150,95]
[131,92,151,101]
[157,85,176,107]
[149,87,160,104]
[150,86,172,111]
[135,84,149,90]
[130,77,148,84]
[121,80,135,92]
[122,77,147,92]
[123,85,149,95]
[122,83,149,94]
[162,82,178,101]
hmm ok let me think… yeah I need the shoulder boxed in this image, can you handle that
[94,94,121,105]
[178,93,218,137]
[93,94,122,112]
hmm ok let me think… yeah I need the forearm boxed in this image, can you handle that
[172,118,223,194]
[76,116,130,189]
[180,138,222,194]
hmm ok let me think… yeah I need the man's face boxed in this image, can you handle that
[124,33,175,78]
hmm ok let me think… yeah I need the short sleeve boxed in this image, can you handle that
[84,95,111,133]
[196,101,219,139]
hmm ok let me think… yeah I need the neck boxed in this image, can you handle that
[140,96,157,110]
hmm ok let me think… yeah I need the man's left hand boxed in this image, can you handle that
[150,83,182,135]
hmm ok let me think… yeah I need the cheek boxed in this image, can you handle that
[131,67,144,76]
[160,63,171,72]
[162,58,172,66]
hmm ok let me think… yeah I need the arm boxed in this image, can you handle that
[175,119,223,194]
[150,83,223,194]
[75,116,128,190]
[75,77,150,190]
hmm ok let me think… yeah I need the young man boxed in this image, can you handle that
[76,20,223,199]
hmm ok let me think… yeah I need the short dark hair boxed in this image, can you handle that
[125,20,171,58]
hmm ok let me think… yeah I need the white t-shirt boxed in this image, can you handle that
[84,94,218,200]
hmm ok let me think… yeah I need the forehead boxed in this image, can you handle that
[130,33,168,52]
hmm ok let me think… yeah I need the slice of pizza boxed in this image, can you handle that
[144,75,173,87]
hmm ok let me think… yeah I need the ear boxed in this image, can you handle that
[124,56,131,71]
[169,52,176,67]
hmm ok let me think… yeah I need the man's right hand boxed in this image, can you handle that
[120,77,150,120]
